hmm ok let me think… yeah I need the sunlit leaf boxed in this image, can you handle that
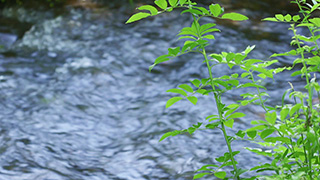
[179,0,187,5]
[166,88,188,96]
[193,7,210,15]
[214,171,226,179]
[284,14,291,22]
[265,112,276,125]
[275,14,284,21]
[181,9,203,15]
[166,97,183,108]
[289,103,302,116]
[221,12,248,21]
[227,112,245,120]
[159,130,182,142]
[260,128,275,139]
[126,12,150,24]
[262,17,278,22]
[195,164,218,172]
[203,35,215,40]
[247,130,257,139]
[264,137,290,143]
[280,108,289,121]
[209,4,221,17]
[178,84,194,93]
[224,119,234,128]
[168,47,180,56]
[309,18,320,27]
[236,130,245,138]
[193,173,211,179]
[169,0,178,7]
[293,15,300,22]
[191,79,201,87]
[138,5,158,15]
[187,96,198,105]
[155,0,168,10]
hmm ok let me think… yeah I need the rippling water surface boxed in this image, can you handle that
[0,1,308,179]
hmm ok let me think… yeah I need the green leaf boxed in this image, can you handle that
[138,5,158,15]
[236,130,245,138]
[159,130,182,142]
[264,137,290,143]
[199,23,216,33]
[168,47,180,56]
[311,4,320,12]
[200,28,220,36]
[260,129,275,139]
[166,88,188,96]
[221,12,248,21]
[280,108,289,121]
[209,4,221,17]
[178,84,193,93]
[226,53,235,62]
[239,83,266,90]
[245,148,273,157]
[166,97,183,108]
[284,14,291,22]
[293,15,300,22]
[265,112,276,125]
[187,96,198,105]
[203,35,215,39]
[179,0,187,5]
[275,14,284,21]
[169,0,178,7]
[187,127,196,134]
[247,130,257,139]
[193,7,210,15]
[262,17,278,22]
[195,164,218,172]
[155,0,168,9]
[243,45,255,55]
[234,54,246,64]
[241,72,250,78]
[309,18,320,27]
[206,122,221,129]
[224,119,234,128]
[227,112,246,120]
[191,79,201,87]
[181,9,203,15]
[244,59,263,66]
[193,173,211,179]
[289,103,302,116]
[214,171,226,179]
[126,12,150,24]
[206,115,218,120]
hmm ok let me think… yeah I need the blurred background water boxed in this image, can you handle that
[0,0,309,179]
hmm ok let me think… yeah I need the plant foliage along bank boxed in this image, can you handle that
[127,0,320,179]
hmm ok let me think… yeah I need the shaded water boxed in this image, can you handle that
[0,1,309,180]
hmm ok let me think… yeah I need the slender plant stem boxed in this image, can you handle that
[202,48,239,179]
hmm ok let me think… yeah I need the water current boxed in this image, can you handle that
[0,1,311,179]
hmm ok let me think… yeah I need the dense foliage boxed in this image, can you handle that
[127,0,320,179]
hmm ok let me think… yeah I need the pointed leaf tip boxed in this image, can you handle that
[126,12,150,24]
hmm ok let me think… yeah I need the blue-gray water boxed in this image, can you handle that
[0,2,307,180]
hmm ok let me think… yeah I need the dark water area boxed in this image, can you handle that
[0,1,313,180]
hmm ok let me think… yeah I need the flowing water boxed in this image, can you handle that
[0,1,310,180]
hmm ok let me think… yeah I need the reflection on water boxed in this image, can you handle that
[0,2,307,180]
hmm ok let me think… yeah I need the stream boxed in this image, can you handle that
[0,1,310,179]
